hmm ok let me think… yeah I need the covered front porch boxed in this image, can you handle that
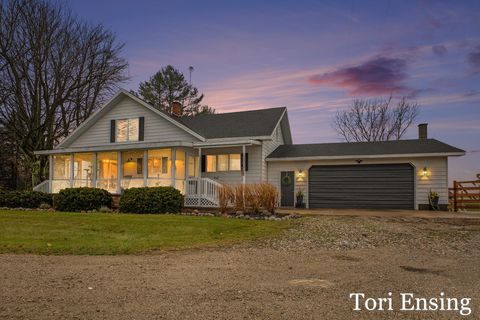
[34,140,256,207]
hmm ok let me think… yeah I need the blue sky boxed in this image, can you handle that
[71,0,480,182]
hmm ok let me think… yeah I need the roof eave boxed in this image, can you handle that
[35,141,194,155]
[266,152,466,161]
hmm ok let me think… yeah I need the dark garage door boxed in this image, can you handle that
[308,164,414,209]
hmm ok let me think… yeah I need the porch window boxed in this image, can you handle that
[52,154,71,180]
[229,154,241,171]
[122,150,144,189]
[206,155,216,172]
[116,118,139,142]
[217,154,229,172]
[52,154,71,193]
[188,156,198,178]
[96,152,118,193]
[147,149,171,187]
[73,153,94,187]
[175,150,186,180]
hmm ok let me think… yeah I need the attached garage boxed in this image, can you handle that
[308,164,414,209]
[266,128,465,210]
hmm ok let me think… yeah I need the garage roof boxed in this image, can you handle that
[267,139,465,160]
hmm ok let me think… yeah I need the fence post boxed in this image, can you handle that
[453,180,458,212]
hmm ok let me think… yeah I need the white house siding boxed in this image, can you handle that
[267,156,449,209]
[261,125,284,181]
[201,146,262,184]
[68,96,199,148]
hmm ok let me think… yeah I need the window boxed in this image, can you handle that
[73,153,94,180]
[122,150,144,179]
[97,152,117,180]
[188,156,198,178]
[116,118,139,142]
[229,154,241,171]
[96,152,118,193]
[148,149,171,178]
[206,155,216,172]
[175,150,185,180]
[73,153,94,187]
[203,154,243,173]
[53,154,71,180]
[217,154,229,171]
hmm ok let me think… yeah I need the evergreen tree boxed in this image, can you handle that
[136,65,214,116]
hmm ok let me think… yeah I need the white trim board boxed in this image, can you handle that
[266,152,465,162]
[35,141,194,155]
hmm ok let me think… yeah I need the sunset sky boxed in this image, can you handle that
[71,0,480,182]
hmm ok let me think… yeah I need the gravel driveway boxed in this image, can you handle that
[1,215,479,319]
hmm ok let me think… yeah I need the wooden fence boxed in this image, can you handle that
[449,174,480,212]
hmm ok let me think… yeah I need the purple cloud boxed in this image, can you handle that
[308,57,410,95]
[467,45,480,72]
[432,45,447,56]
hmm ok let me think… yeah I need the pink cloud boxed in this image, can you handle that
[308,57,410,96]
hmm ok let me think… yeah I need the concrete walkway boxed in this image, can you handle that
[277,207,480,219]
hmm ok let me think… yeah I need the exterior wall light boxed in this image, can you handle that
[296,169,305,182]
[422,167,428,177]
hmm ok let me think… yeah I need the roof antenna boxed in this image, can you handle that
[188,66,194,84]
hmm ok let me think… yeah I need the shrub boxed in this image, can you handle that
[257,183,279,214]
[54,188,112,212]
[218,183,279,214]
[119,187,183,214]
[0,191,53,208]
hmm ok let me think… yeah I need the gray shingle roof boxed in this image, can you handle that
[175,107,286,139]
[267,139,465,159]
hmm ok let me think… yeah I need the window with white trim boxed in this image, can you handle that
[116,118,139,142]
[217,154,229,171]
[229,154,241,171]
[206,155,216,172]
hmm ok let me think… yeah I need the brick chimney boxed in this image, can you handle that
[418,123,428,139]
[171,101,182,117]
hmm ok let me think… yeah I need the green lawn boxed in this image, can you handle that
[0,210,291,255]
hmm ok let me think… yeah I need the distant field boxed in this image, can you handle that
[0,210,291,255]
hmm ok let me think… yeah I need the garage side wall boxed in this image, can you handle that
[266,157,448,209]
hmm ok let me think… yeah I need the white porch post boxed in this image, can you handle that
[92,152,97,188]
[69,153,74,188]
[198,148,202,200]
[198,148,202,180]
[242,145,246,211]
[48,155,53,193]
[171,147,176,188]
[143,149,148,187]
[242,145,246,185]
[117,151,122,194]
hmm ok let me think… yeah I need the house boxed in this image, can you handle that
[34,89,465,210]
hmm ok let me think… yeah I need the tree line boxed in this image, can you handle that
[0,0,214,189]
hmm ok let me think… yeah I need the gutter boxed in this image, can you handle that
[265,152,466,162]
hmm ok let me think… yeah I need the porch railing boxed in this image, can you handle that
[33,180,50,193]
[33,177,221,207]
[184,178,222,207]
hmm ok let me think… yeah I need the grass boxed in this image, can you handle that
[0,210,291,255]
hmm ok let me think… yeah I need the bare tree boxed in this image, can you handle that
[0,0,128,187]
[333,97,419,142]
